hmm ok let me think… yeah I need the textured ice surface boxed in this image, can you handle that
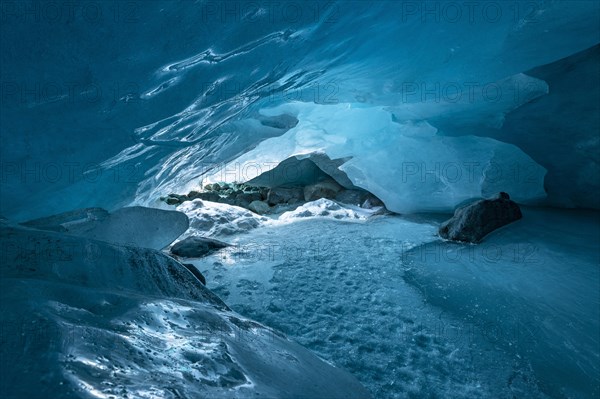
[189,213,545,398]
[0,224,370,399]
[2,1,598,217]
[189,208,599,398]
[21,206,189,250]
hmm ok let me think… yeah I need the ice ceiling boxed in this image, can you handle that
[1,1,599,219]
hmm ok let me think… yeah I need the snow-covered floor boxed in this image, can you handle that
[188,206,599,398]
[3,202,597,398]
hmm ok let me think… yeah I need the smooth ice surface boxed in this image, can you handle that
[21,206,189,250]
[403,208,600,398]
[0,224,370,399]
[484,45,600,209]
[188,207,599,398]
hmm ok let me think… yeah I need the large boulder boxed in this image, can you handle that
[187,190,201,199]
[267,187,304,205]
[166,193,188,204]
[166,196,182,205]
[171,236,230,258]
[234,192,262,208]
[304,180,343,201]
[195,191,221,202]
[248,200,270,214]
[438,192,522,243]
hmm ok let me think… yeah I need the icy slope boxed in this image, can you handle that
[0,224,370,399]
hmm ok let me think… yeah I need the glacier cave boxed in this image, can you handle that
[1,1,599,398]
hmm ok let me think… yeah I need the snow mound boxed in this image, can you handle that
[279,198,374,222]
[177,199,267,238]
[0,224,370,399]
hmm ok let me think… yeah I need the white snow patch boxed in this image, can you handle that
[278,198,378,223]
[176,199,268,239]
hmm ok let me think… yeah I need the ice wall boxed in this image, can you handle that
[490,45,600,209]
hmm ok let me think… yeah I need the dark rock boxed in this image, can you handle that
[187,190,200,199]
[221,197,237,206]
[181,263,206,285]
[267,187,304,205]
[171,236,230,258]
[304,180,343,201]
[204,183,213,191]
[165,193,188,204]
[197,192,221,202]
[235,192,262,208]
[259,187,270,201]
[438,192,522,243]
[237,202,251,209]
[259,114,299,129]
[302,153,356,189]
[212,183,221,191]
[248,200,270,214]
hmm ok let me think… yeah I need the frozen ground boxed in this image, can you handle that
[188,206,599,398]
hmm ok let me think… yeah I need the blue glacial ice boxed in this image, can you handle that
[2,1,599,217]
[1,0,599,398]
